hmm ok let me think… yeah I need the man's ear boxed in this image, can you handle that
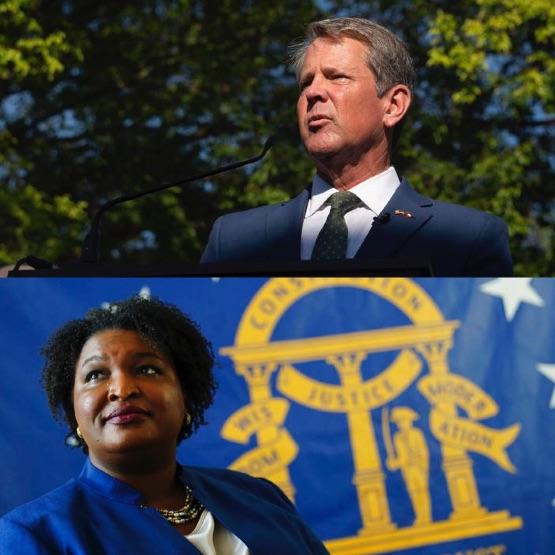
[382,84,412,129]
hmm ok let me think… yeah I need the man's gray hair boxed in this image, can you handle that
[290,17,416,98]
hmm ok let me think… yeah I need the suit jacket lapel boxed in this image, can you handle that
[181,466,294,553]
[356,178,433,259]
[265,188,309,260]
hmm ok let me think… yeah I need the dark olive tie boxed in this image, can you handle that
[311,191,363,260]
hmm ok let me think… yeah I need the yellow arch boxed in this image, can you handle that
[235,277,444,345]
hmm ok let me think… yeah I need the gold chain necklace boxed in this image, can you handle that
[143,485,205,525]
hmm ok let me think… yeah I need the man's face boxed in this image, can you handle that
[297,37,388,167]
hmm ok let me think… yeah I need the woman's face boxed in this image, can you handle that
[72,329,186,465]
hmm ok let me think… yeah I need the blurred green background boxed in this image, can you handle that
[1,0,553,274]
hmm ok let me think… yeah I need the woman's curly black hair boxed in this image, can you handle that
[41,295,216,450]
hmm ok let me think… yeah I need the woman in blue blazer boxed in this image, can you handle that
[0,296,328,554]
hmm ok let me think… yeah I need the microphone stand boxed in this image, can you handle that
[7,135,433,277]
[79,136,274,264]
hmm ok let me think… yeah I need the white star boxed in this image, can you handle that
[537,363,555,409]
[138,286,151,299]
[480,278,544,321]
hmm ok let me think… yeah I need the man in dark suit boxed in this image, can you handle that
[201,17,512,276]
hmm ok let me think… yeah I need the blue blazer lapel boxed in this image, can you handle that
[356,178,433,259]
[265,188,309,260]
[180,465,321,553]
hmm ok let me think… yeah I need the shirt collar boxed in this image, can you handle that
[306,167,400,218]
[79,458,144,504]
[79,458,195,506]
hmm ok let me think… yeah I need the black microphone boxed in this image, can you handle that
[373,212,390,224]
[79,136,274,263]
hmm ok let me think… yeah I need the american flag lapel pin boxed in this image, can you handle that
[394,209,414,218]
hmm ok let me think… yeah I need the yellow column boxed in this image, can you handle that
[235,363,295,500]
[328,353,396,534]
[416,342,485,519]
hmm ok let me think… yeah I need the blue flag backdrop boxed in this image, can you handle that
[0,277,554,554]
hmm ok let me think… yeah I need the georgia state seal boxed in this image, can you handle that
[220,278,522,554]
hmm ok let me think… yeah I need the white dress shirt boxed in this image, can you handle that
[300,166,401,260]
[186,509,249,555]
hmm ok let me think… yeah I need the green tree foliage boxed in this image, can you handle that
[0,0,75,79]
[333,0,554,275]
[425,0,555,275]
[0,0,87,264]
[1,0,322,266]
[1,0,553,273]
[0,185,86,263]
